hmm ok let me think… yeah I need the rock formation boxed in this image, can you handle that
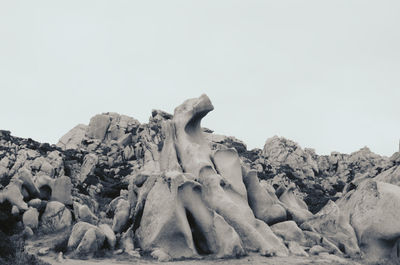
[0,94,399,265]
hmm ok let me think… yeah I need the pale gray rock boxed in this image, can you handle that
[263,136,318,180]
[288,241,308,257]
[121,227,134,252]
[279,184,313,225]
[86,114,111,141]
[137,95,288,259]
[76,227,105,255]
[28,198,43,209]
[57,124,88,150]
[112,198,130,233]
[38,247,50,256]
[243,168,287,225]
[79,154,98,182]
[99,223,116,249]
[41,201,72,232]
[56,252,64,263]
[271,221,305,243]
[51,176,73,205]
[23,226,34,238]
[336,179,400,262]
[375,164,400,186]
[309,245,329,255]
[301,200,360,257]
[68,222,98,250]
[22,207,39,229]
[74,202,98,224]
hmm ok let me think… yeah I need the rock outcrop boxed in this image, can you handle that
[1,95,399,265]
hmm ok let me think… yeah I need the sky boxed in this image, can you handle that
[0,0,399,156]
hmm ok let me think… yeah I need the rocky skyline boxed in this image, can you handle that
[1,95,399,265]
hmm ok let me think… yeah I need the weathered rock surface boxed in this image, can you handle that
[1,95,399,265]
[41,201,72,232]
[336,179,400,263]
[301,200,360,257]
[22,207,39,229]
[57,124,88,150]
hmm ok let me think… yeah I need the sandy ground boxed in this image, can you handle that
[40,253,362,265]
[26,231,362,265]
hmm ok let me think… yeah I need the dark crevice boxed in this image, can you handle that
[132,205,144,233]
[39,185,52,201]
[185,209,211,255]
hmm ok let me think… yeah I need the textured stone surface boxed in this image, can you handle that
[336,180,400,262]
[1,94,399,264]
[41,201,72,232]
[23,207,39,229]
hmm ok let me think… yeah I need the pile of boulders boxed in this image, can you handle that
[1,94,400,265]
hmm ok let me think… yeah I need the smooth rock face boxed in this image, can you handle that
[57,124,88,150]
[79,154,98,182]
[76,227,105,255]
[68,222,98,250]
[136,95,288,259]
[75,203,98,225]
[375,164,400,186]
[271,221,305,243]
[336,180,400,262]
[41,201,72,232]
[99,224,116,249]
[301,200,360,257]
[288,241,308,257]
[23,207,39,229]
[243,169,287,225]
[51,176,73,205]
[278,185,313,225]
[86,114,111,141]
[112,199,129,233]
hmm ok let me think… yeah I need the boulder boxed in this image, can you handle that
[112,199,130,233]
[28,198,43,209]
[262,136,318,180]
[57,124,88,150]
[309,245,329,255]
[270,221,305,243]
[17,168,40,198]
[99,223,116,249]
[288,241,308,257]
[22,207,39,229]
[74,202,98,225]
[375,165,400,186]
[279,184,313,225]
[86,114,111,141]
[38,247,50,256]
[76,227,105,255]
[23,226,34,238]
[336,180,400,262]
[301,200,360,257]
[121,227,134,252]
[51,176,73,205]
[68,222,106,256]
[79,154,98,182]
[0,180,28,211]
[41,201,72,232]
[243,169,286,225]
[68,222,98,250]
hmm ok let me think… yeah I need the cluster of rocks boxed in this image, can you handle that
[244,136,392,213]
[1,94,400,265]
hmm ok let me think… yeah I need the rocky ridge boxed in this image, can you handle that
[0,95,399,264]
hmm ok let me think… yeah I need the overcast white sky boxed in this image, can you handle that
[0,1,399,156]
